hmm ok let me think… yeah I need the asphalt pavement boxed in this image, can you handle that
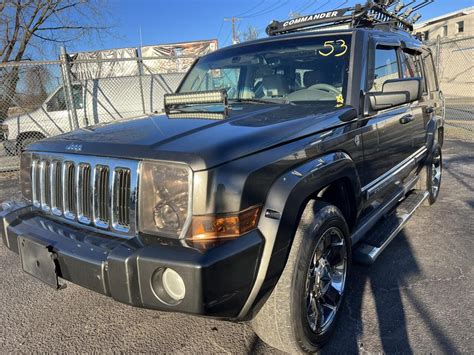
[0,139,472,354]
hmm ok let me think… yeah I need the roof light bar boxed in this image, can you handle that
[265,0,421,36]
[164,90,228,114]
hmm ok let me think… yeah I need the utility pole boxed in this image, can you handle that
[224,17,242,44]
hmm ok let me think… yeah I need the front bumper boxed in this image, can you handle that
[0,201,264,319]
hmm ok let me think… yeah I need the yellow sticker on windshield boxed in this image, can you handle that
[318,39,348,57]
[336,94,344,107]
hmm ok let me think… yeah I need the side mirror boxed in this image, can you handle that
[383,78,423,102]
[368,92,410,111]
[367,78,423,112]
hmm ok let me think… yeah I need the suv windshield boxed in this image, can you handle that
[179,35,352,107]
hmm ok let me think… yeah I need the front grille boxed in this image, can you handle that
[29,152,139,236]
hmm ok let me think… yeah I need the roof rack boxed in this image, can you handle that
[266,0,430,36]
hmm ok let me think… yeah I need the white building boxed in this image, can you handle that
[414,6,474,41]
[415,7,474,98]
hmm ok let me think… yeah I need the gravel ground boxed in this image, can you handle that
[0,139,472,354]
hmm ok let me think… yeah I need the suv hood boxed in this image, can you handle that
[28,104,353,171]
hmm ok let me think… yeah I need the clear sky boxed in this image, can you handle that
[72,0,474,52]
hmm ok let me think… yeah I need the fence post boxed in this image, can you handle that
[435,35,441,75]
[137,47,146,115]
[60,46,80,130]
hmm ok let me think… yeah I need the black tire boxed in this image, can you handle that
[426,144,442,205]
[251,200,351,354]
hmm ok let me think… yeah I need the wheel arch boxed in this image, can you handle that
[426,115,444,150]
[238,151,362,319]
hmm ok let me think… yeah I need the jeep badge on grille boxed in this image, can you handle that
[65,143,82,152]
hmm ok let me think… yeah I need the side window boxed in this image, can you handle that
[401,51,427,93]
[401,52,422,78]
[46,88,67,112]
[370,46,400,92]
[422,53,438,92]
[46,85,83,112]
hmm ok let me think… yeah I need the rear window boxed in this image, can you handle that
[423,53,439,92]
[401,51,427,93]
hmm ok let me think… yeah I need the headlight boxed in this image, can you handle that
[139,161,192,238]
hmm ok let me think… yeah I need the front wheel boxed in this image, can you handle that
[251,201,351,353]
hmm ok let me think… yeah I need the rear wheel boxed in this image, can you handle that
[427,145,442,205]
[251,201,351,353]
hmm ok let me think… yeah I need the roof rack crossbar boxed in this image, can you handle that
[266,1,420,36]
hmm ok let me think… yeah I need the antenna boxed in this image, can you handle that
[411,13,422,23]
[375,0,393,6]
[402,8,415,18]
[394,2,405,13]
[396,0,417,12]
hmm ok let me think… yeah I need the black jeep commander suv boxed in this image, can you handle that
[1,2,444,353]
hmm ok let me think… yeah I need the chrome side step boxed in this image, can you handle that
[353,190,429,265]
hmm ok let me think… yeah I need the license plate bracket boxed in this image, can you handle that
[18,237,61,289]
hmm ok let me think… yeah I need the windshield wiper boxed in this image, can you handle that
[230,98,288,105]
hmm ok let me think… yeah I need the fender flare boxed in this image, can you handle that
[238,151,362,318]
[426,115,444,151]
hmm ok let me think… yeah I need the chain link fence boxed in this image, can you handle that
[1,36,473,172]
[432,35,474,142]
[0,52,193,172]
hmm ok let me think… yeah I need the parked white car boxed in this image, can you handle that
[1,73,185,154]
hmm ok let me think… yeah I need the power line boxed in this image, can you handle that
[313,0,330,12]
[296,0,319,14]
[216,20,225,39]
[235,0,267,17]
[335,1,349,10]
[241,0,291,19]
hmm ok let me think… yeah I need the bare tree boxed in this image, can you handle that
[0,0,110,122]
[22,65,51,108]
[240,25,259,42]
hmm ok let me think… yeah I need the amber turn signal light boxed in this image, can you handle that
[188,206,261,241]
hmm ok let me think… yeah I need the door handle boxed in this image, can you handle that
[400,115,414,124]
[425,106,435,114]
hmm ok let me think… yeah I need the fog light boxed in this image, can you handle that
[162,268,186,301]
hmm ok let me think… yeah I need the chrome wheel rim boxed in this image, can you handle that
[305,227,347,334]
[431,150,442,198]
